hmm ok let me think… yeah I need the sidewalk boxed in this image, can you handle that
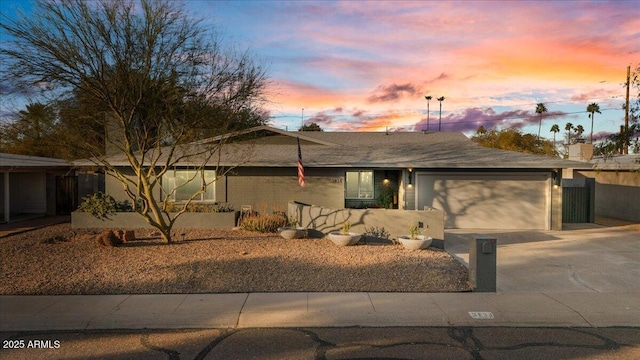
[2,291,640,331]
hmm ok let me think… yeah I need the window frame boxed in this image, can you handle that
[162,168,216,202]
[345,170,374,200]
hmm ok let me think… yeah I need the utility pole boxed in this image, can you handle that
[624,66,630,154]
[425,95,432,131]
[301,108,304,131]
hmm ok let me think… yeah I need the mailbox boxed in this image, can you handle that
[469,236,497,292]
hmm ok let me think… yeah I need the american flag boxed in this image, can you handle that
[297,137,305,187]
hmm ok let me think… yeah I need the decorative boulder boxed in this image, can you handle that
[123,230,136,242]
[96,230,123,248]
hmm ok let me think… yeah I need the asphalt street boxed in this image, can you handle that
[2,326,640,360]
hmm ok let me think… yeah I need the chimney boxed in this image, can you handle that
[104,113,126,155]
[568,143,593,162]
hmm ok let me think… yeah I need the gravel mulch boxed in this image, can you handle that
[0,224,470,295]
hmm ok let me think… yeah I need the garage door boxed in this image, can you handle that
[416,172,550,229]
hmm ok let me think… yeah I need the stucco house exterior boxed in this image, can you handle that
[85,126,592,231]
[0,153,76,223]
[563,143,640,223]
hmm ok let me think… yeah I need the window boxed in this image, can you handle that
[162,169,216,201]
[346,171,374,199]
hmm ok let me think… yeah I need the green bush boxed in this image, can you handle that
[240,213,287,233]
[77,192,132,219]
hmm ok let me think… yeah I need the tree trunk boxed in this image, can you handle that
[160,229,172,244]
[590,112,594,144]
[537,116,541,140]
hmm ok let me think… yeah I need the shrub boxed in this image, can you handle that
[164,202,234,213]
[364,226,392,243]
[77,192,132,219]
[240,213,287,233]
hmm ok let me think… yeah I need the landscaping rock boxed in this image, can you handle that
[95,230,123,248]
[123,230,135,242]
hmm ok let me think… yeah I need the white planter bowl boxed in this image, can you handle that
[280,228,306,239]
[328,232,361,246]
[398,235,433,250]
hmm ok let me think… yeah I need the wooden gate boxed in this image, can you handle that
[56,176,78,215]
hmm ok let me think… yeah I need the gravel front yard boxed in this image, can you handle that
[0,224,470,294]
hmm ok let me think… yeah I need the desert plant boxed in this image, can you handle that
[287,215,298,228]
[409,223,421,239]
[341,221,351,234]
[363,226,391,243]
[240,213,287,233]
[164,202,234,213]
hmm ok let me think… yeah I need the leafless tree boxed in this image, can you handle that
[1,0,268,242]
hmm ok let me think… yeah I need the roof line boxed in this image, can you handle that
[190,125,339,147]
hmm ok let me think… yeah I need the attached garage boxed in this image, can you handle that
[415,172,552,229]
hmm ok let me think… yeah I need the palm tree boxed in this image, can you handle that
[425,95,432,131]
[586,102,601,144]
[17,102,55,140]
[565,122,574,150]
[575,125,585,141]
[437,96,445,131]
[536,103,547,140]
[550,124,560,152]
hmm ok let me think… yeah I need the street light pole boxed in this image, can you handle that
[424,96,432,131]
[437,96,445,131]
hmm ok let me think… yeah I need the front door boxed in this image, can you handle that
[56,176,78,215]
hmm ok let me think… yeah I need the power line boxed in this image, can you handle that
[271,107,622,130]
[269,96,625,120]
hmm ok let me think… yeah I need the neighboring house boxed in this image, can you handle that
[81,126,591,230]
[0,153,76,223]
[564,143,640,223]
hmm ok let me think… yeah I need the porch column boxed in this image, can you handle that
[3,172,9,223]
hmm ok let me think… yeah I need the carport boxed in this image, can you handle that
[0,153,75,223]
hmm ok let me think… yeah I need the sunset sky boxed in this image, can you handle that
[2,0,638,141]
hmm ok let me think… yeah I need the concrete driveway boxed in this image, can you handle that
[445,223,640,293]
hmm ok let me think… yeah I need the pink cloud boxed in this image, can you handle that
[367,83,421,103]
[216,1,637,135]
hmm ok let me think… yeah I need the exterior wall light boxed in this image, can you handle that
[552,170,561,188]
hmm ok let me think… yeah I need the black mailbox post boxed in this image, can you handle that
[469,236,497,292]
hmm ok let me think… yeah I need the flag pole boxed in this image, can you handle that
[297,137,305,187]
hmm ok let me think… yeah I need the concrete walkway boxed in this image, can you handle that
[2,291,640,331]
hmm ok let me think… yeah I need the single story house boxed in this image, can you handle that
[0,153,76,223]
[81,126,592,230]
